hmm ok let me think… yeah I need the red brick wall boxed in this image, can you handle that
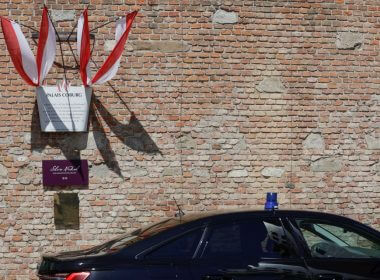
[0,0,379,279]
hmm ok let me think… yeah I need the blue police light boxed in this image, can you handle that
[264,192,278,210]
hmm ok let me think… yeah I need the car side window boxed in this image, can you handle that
[202,223,242,258]
[296,219,380,259]
[144,228,204,260]
[201,218,297,260]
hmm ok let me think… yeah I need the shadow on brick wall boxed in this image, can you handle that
[30,96,161,178]
[30,102,84,160]
[92,95,161,155]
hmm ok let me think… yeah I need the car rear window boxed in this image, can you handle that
[144,228,204,260]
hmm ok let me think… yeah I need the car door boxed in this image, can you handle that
[189,216,311,280]
[139,227,205,280]
[292,218,380,280]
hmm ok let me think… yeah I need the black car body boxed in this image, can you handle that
[38,210,380,280]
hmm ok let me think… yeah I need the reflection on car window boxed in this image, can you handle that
[145,228,204,260]
[262,220,296,258]
[133,219,179,238]
[107,235,140,252]
[296,219,380,259]
[201,219,297,260]
[202,223,242,257]
[97,213,241,253]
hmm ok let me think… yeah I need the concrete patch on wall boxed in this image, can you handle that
[104,41,133,52]
[212,9,239,24]
[336,32,364,50]
[104,40,116,51]
[371,93,380,104]
[163,167,182,176]
[261,167,285,178]
[23,133,31,145]
[198,115,225,132]
[9,147,28,166]
[375,163,380,174]
[228,169,248,178]
[192,168,210,178]
[104,40,133,52]
[256,77,286,93]
[0,135,12,144]
[365,135,380,149]
[176,134,196,149]
[311,158,343,172]
[17,165,39,185]
[234,139,247,150]
[127,168,148,177]
[90,163,110,178]
[373,162,380,175]
[51,10,76,22]
[133,41,190,53]
[303,133,325,150]
[9,147,24,156]
[0,163,8,179]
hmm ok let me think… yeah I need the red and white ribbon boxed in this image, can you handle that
[77,10,137,86]
[0,7,56,86]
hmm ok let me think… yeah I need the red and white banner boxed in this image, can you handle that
[36,7,56,85]
[77,9,91,87]
[0,7,56,86]
[77,10,137,86]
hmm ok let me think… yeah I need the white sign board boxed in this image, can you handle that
[36,86,92,132]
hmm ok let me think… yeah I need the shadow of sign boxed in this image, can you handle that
[31,102,84,159]
[30,95,161,178]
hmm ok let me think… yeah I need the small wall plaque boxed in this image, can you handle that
[54,193,80,230]
[43,160,89,186]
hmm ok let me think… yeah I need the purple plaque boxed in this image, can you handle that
[42,160,89,186]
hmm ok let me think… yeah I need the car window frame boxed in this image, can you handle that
[135,226,207,261]
[279,217,308,258]
[290,217,380,260]
[195,216,302,262]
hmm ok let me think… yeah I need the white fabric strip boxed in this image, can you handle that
[92,16,126,85]
[77,13,83,57]
[39,15,56,83]
[11,21,38,84]
[77,12,92,85]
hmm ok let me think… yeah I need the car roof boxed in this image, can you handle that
[175,208,338,220]
[173,208,369,227]
[133,208,378,242]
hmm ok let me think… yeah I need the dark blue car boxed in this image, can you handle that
[38,209,380,280]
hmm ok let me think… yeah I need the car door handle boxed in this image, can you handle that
[317,274,343,280]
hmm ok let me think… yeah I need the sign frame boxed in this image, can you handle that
[42,160,89,186]
[36,86,92,132]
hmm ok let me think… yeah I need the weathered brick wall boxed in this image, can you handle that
[0,0,379,279]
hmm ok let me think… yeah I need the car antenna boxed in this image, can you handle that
[173,198,185,221]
